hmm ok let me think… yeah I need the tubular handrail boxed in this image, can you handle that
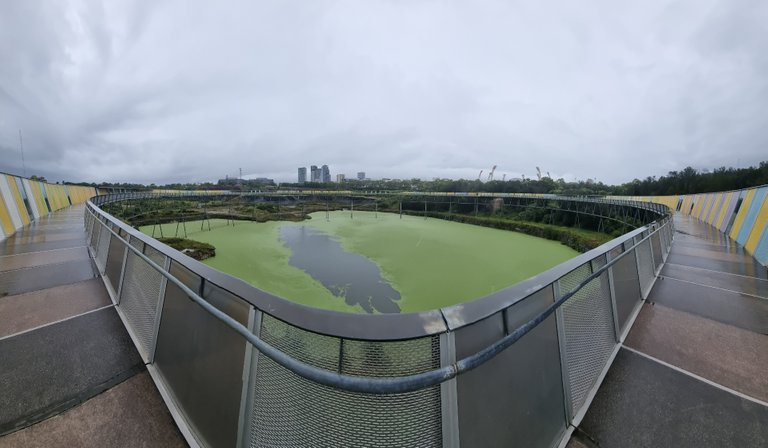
[86,202,671,395]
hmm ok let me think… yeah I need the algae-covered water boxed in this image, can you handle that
[141,211,578,313]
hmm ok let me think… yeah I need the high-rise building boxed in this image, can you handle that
[321,165,331,183]
[310,165,320,182]
[357,172,365,180]
[298,167,307,184]
[336,174,345,183]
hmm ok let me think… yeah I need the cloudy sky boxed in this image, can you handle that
[1,0,767,185]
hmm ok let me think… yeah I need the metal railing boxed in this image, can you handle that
[84,194,673,448]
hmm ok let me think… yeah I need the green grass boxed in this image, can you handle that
[141,211,578,313]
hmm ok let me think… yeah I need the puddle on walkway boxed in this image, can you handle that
[280,225,401,313]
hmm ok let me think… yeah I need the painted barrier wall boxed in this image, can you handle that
[625,186,768,266]
[0,172,97,242]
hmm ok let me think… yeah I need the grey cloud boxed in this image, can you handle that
[1,0,767,185]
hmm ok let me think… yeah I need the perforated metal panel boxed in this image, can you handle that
[636,239,655,297]
[95,221,111,271]
[650,233,663,269]
[119,249,166,361]
[247,314,442,448]
[85,212,94,236]
[559,264,616,417]
[89,217,101,251]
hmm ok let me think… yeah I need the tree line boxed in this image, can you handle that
[66,161,768,196]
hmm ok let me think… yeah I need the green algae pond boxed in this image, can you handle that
[140,211,578,314]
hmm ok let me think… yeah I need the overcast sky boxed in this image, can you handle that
[1,0,767,185]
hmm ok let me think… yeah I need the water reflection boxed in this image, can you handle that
[280,225,402,313]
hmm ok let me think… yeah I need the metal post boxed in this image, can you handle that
[237,308,262,448]
[115,236,131,306]
[148,256,171,363]
[554,281,574,423]
[440,332,460,448]
[606,252,621,341]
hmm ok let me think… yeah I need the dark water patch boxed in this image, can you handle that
[280,225,401,313]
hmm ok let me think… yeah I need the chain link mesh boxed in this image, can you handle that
[247,314,442,448]
[559,263,617,417]
[119,249,165,361]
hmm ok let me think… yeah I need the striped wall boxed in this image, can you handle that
[630,186,768,266]
[0,172,97,242]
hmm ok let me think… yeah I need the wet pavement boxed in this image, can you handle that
[0,204,185,446]
[573,213,768,447]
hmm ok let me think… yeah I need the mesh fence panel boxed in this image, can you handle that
[95,222,111,271]
[144,245,166,268]
[591,253,607,272]
[89,218,101,251]
[247,314,442,448]
[85,212,93,236]
[119,249,165,361]
[651,233,663,269]
[636,239,655,297]
[559,264,617,417]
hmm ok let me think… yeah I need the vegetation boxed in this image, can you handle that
[70,160,768,197]
[142,214,578,313]
[283,161,768,195]
[406,212,612,252]
[157,237,216,261]
[618,162,768,195]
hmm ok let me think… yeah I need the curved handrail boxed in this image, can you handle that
[86,197,671,394]
[89,192,667,339]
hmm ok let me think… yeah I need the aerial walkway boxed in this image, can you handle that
[0,182,766,447]
[0,204,185,447]
[570,213,768,447]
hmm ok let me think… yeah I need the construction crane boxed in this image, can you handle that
[536,166,542,180]
[478,170,483,180]
[487,165,497,182]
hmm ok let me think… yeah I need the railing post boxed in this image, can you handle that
[440,331,460,448]
[237,308,262,448]
[553,281,574,423]
[148,255,171,363]
[115,235,131,306]
[606,251,621,342]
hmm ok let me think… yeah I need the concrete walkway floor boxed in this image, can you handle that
[0,204,186,447]
[570,213,768,447]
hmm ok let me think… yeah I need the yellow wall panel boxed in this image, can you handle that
[745,198,768,253]
[43,184,56,211]
[716,192,734,228]
[31,181,49,216]
[4,175,30,225]
[729,189,755,240]
[703,194,715,219]
[0,197,15,236]
[707,194,723,225]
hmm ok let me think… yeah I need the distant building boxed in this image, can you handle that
[321,165,331,183]
[298,167,307,184]
[310,165,320,182]
[357,172,365,180]
[336,174,345,183]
